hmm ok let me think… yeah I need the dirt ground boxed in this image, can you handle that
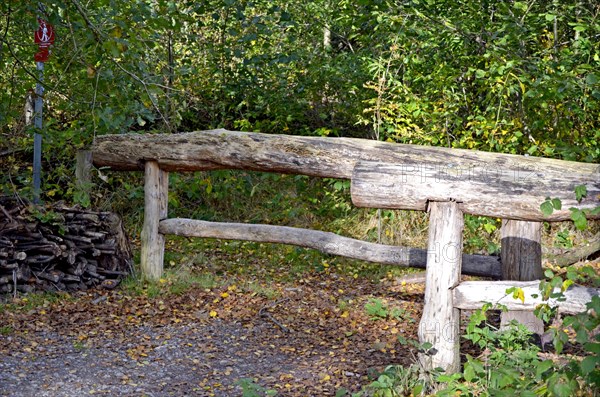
[0,273,425,396]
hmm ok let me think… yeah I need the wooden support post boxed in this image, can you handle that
[500,220,544,335]
[140,161,168,281]
[419,201,463,373]
[75,150,93,204]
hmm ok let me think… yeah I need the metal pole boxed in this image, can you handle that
[33,61,44,204]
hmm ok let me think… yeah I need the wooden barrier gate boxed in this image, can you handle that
[91,129,600,373]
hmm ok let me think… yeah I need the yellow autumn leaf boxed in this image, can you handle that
[340,311,349,318]
[512,287,525,303]
[220,292,229,298]
[209,310,217,318]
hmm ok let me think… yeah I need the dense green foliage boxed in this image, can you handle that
[1,0,600,202]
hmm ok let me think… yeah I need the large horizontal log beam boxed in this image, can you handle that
[453,280,600,314]
[158,218,501,278]
[91,129,599,221]
[350,161,600,221]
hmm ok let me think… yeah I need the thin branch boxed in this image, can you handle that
[92,69,99,138]
[3,38,91,106]
[259,298,290,333]
[111,60,172,131]
[69,0,102,41]
[69,0,177,130]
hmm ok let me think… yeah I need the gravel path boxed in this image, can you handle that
[0,279,418,396]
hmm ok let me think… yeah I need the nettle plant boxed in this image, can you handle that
[437,289,600,396]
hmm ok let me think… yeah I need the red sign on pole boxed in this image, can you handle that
[34,18,55,62]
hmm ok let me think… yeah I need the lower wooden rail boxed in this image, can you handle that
[159,218,501,278]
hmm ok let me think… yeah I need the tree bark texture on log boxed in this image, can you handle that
[0,197,132,294]
[91,129,600,222]
[453,280,599,315]
[500,220,544,335]
[351,161,600,221]
[418,202,463,374]
[159,218,501,278]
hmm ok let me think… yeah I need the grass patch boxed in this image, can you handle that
[241,281,281,299]
[120,267,223,298]
[0,291,71,313]
[0,325,13,335]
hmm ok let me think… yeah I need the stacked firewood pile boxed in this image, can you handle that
[0,196,133,294]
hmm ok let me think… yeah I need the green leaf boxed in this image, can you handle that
[551,198,562,210]
[483,222,496,233]
[584,342,600,354]
[540,200,554,217]
[570,208,587,230]
[580,356,598,375]
[464,362,475,382]
[536,360,554,379]
[575,185,587,202]
[586,73,598,85]
[545,13,556,21]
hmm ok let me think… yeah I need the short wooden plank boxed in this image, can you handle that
[453,280,600,314]
[140,161,168,281]
[91,129,600,221]
[158,218,501,278]
[351,161,599,221]
[418,201,463,373]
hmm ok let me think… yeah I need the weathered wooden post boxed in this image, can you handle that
[418,202,463,373]
[75,150,93,204]
[140,160,169,280]
[500,220,544,334]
